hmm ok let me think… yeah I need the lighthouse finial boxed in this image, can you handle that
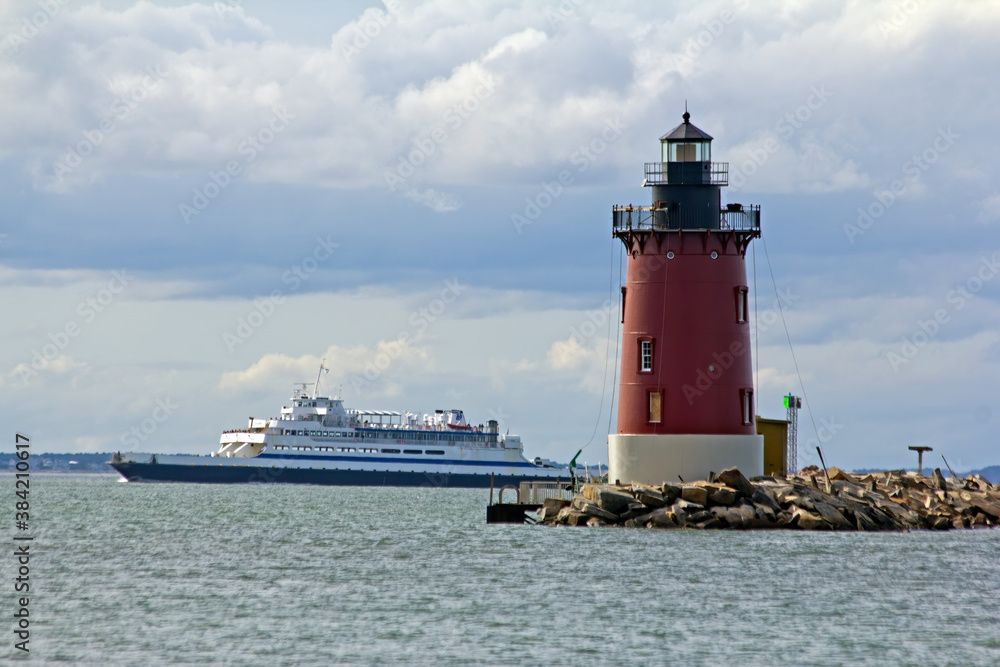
[683,100,690,123]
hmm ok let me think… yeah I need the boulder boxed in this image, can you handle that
[582,485,636,515]
[691,517,723,529]
[538,498,570,522]
[866,505,902,530]
[732,504,756,528]
[828,467,859,485]
[785,494,816,512]
[792,508,833,530]
[671,498,704,514]
[619,502,652,522]
[854,508,881,531]
[687,510,714,524]
[971,475,994,492]
[896,474,930,491]
[632,486,667,508]
[708,486,738,506]
[774,510,796,527]
[812,501,852,529]
[709,507,741,528]
[650,510,681,528]
[751,489,782,514]
[750,505,778,528]
[573,498,621,523]
[792,508,830,530]
[624,509,656,528]
[710,506,734,525]
[832,480,866,499]
[660,483,682,504]
[625,507,673,528]
[680,485,709,506]
[535,505,557,523]
[750,475,779,484]
[754,504,776,522]
[563,510,590,526]
[880,499,921,527]
[542,497,570,512]
[932,468,949,492]
[961,493,1000,520]
[635,489,667,509]
[586,517,609,528]
[717,468,757,497]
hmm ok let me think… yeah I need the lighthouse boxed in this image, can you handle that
[608,110,764,485]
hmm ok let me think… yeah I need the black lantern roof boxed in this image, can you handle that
[659,110,713,142]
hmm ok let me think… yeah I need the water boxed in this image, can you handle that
[7,474,1000,665]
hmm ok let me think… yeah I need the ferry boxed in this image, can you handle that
[108,369,579,488]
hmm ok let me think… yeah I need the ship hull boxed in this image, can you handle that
[108,461,567,488]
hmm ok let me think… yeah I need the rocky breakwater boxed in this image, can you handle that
[536,466,1000,531]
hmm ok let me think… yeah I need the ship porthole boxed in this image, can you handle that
[711,251,719,259]
[666,251,675,259]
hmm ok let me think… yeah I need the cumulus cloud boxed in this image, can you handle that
[10,0,993,198]
[546,336,614,394]
[218,339,431,396]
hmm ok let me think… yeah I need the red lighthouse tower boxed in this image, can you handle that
[608,111,764,485]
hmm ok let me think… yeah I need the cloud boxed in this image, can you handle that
[18,0,995,198]
[976,193,1000,223]
[218,339,431,396]
[9,355,88,385]
[546,336,614,394]
[402,187,462,212]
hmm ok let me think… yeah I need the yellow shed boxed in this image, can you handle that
[756,416,790,476]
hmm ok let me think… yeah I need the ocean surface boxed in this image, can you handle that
[5,474,999,665]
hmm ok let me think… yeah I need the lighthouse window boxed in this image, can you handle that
[649,391,662,423]
[736,287,748,322]
[640,340,653,372]
[742,389,754,425]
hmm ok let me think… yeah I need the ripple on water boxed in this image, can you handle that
[22,475,1000,665]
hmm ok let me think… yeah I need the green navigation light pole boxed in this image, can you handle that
[569,449,583,493]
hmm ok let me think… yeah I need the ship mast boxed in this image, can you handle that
[313,359,327,398]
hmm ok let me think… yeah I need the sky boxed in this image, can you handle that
[1,0,998,472]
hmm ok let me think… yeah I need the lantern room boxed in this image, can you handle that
[660,110,713,163]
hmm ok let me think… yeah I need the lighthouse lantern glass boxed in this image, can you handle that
[662,140,710,163]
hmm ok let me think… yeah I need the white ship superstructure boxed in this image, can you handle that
[110,373,576,487]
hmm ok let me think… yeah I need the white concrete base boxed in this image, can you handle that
[608,433,763,486]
